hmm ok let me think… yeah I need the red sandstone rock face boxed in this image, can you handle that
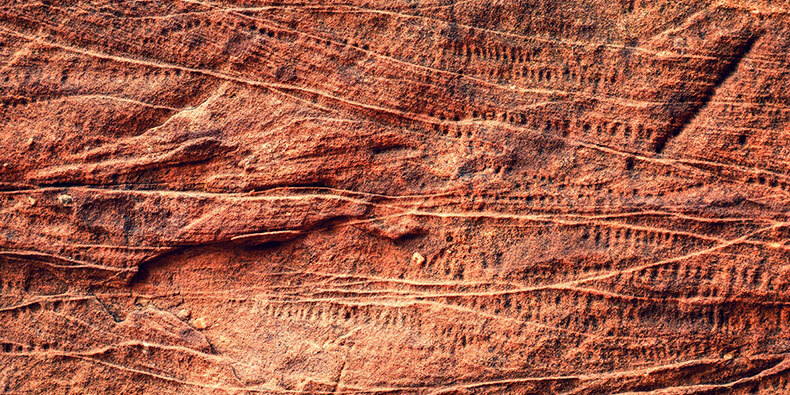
[2,0,790,393]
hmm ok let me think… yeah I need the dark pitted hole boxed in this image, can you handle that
[625,157,635,171]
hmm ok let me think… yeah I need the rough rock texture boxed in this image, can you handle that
[2,0,790,393]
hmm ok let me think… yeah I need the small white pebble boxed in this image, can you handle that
[176,309,191,320]
[58,194,73,206]
[193,317,210,330]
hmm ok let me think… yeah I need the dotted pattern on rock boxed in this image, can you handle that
[2,0,790,394]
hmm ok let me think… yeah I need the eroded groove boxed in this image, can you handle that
[653,32,761,154]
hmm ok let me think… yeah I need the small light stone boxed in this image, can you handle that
[27,196,36,206]
[411,252,425,266]
[176,308,191,320]
[58,194,73,206]
[239,154,256,171]
[724,352,734,360]
[193,317,210,330]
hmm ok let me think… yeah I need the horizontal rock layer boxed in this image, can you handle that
[2,0,790,393]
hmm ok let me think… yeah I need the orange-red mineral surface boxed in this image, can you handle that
[2,0,790,393]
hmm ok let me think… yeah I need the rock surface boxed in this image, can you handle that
[2,0,790,393]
